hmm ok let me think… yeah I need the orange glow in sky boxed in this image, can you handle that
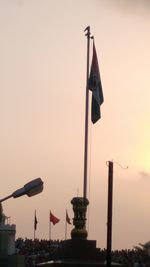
[0,0,150,250]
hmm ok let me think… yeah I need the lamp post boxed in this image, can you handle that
[0,178,44,203]
[0,178,44,267]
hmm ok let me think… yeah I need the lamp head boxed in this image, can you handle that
[0,178,44,203]
[12,178,44,198]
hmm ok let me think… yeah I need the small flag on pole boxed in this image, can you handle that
[50,211,60,225]
[34,210,38,230]
[66,210,71,225]
[88,40,104,124]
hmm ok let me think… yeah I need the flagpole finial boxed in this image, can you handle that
[84,26,90,32]
[84,26,94,41]
[84,26,91,38]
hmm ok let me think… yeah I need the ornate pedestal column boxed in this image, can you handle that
[71,197,89,240]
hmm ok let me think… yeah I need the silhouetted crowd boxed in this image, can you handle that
[15,238,62,266]
[15,238,150,267]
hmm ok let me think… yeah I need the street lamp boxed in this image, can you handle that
[0,178,44,203]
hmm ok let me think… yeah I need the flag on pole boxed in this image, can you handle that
[50,211,60,225]
[66,210,71,225]
[88,41,104,124]
[34,210,38,230]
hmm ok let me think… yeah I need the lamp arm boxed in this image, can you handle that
[0,194,13,203]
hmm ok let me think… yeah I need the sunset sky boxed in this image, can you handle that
[0,0,150,250]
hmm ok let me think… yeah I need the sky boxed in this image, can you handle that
[0,0,150,250]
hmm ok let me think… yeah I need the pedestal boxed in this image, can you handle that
[57,239,101,260]
[37,239,105,267]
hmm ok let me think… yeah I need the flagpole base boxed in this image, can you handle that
[37,239,108,266]
[70,197,89,240]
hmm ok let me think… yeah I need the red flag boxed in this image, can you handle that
[66,210,71,225]
[50,211,60,225]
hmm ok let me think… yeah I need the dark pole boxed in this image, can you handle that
[83,26,91,199]
[49,210,51,241]
[106,161,114,267]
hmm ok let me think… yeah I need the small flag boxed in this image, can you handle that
[50,211,60,225]
[66,210,71,225]
[34,210,38,230]
[88,41,104,123]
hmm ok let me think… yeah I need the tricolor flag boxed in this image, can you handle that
[66,210,71,225]
[88,41,104,123]
[34,210,38,230]
[50,211,60,225]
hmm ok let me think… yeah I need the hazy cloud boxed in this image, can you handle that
[139,171,150,179]
[102,0,150,15]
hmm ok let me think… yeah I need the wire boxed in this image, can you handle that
[106,160,128,169]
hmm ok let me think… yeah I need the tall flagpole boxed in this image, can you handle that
[70,28,91,240]
[83,26,91,199]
